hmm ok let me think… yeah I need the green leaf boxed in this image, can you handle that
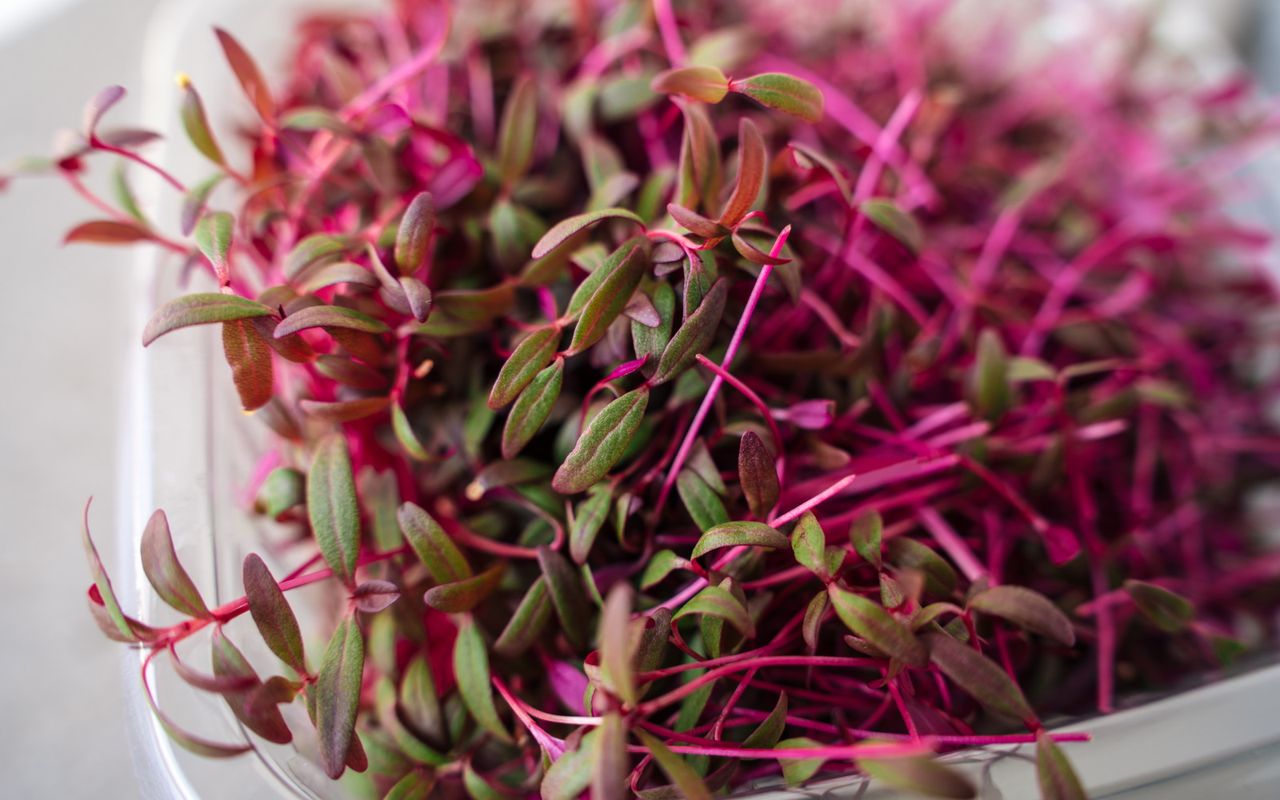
[385,771,436,800]
[552,386,650,494]
[652,277,728,384]
[308,434,362,587]
[501,358,564,459]
[1036,730,1088,800]
[180,173,224,235]
[400,653,445,745]
[494,576,553,657]
[489,326,561,409]
[110,163,146,224]
[140,509,210,618]
[567,240,649,354]
[968,585,1075,646]
[885,536,958,596]
[221,318,273,411]
[850,510,883,569]
[242,554,306,674]
[924,631,1034,723]
[632,282,676,366]
[423,564,505,613]
[537,545,592,648]
[641,549,683,589]
[566,237,644,318]
[142,293,274,346]
[179,81,225,167]
[454,618,511,742]
[570,483,613,563]
[542,730,596,799]
[284,233,351,279]
[592,712,628,799]
[396,501,473,583]
[497,75,537,186]
[731,72,824,122]
[677,470,730,532]
[315,616,364,778]
[778,737,826,786]
[463,763,509,800]
[969,329,1011,422]
[827,585,927,666]
[598,583,638,706]
[394,191,435,274]
[718,118,766,227]
[278,106,351,134]
[214,27,275,122]
[194,210,233,274]
[636,729,713,800]
[83,502,160,642]
[531,207,646,260]
[254,467,303,519]
[742,692,788,749]
[738,431,779,519]
[391,401,430,460]
[791,512,828,579]
[690,521,788,559]
[273,304,389,337]
[803,591,828,652]
[860,199,923,254]
[1124,580,1194,633]
[651,65,730,104]
[675,584,754,638]
[857,750,976,799]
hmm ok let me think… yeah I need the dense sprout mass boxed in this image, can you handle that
[20,0,1280,797]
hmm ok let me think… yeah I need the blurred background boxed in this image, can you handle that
[0,0,1277,796]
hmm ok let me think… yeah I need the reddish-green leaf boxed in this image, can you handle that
[738,431,779,519]
[636,729,713,800]
[537,545,592,648]
[924,631,1034,723]
[791,512,828,579]
[215,28,275,122]
[827,585,927,666]
[641,549,683,589]
[969,329,1011,422]
[651,65,730,104]
[454,617,511,742]
[743,692,789,749]
[568,241,648,354]
[423,563,505,613]
[497,75,537,186]
[395,192,435,274]
[308,434,362,587]
[494,575,553,657]
[399,502,471,583]
[968,585,1075,646]
[489,326,561,409]
[296,262,379,294]
[221,318,273,412]
[502,357,564,459]
[803,591,828,652]
[677,102,722,213]
[789,142,852,206]
[194,211,233,276]
[143,667,251,758]
[139,509,210,619]
[391,401,430,460]
[860,199,924,254]
[284,233,351,279]
[384,770,436,800]
[243,554,307,674]
[718,118,766,227]
[531,208,646,260]
[850,510,883,570]
[632,282,676,366]
[273,304,389,338]
[678,469,730,532]
[316,616,365,778]
[591,712,628,799]
[1036,729,1088,800]
[598,583,638,706]
[668,202,729,239]
[463,763,510,800]
[857,750,976,799]
[179,87,226,174]
[64,219,153,246]
[778,738,827,785]
[675,584,754,638]
[732,72,824,122]
[653,277,728,384]
[691,521,788,559]
[142,293,274,346]
[1124,580,1194,633]
[299,397,390,423]
[885,536,958,596]
[179,173,224,235]
[211,628,292,744]
[542,730,596,799]
[552,386,650,494]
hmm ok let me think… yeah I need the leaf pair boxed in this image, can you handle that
[651,66,824,123]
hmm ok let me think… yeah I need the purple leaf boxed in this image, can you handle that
[140,509,211,618]
[924,631,1035,724]
[315,616,364,778]
[395,192,435,275]
[299,397,391,423]
[352,579,400,613]
[221,318,273,412]
[83,85,125,137]
[738,431,780,519]
[243,554,307,674]
[273,304,389,337]
[968,585,1075,646]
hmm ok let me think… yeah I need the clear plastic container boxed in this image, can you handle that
[116,1,1280,797]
